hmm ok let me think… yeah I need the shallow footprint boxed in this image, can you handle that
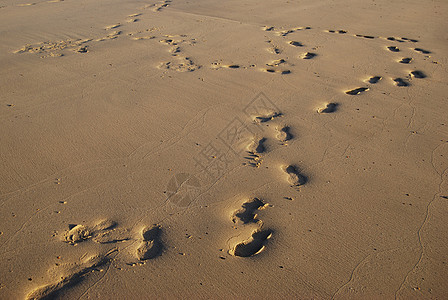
[345,87,368,95]
[136,225,163,260]
[254,111,282,123]
[318,102,339,113]
[26,250,116,300]
[283,165,307,187]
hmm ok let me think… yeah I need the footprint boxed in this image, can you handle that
[301,52,316,59]
[63,220,129,244]
[232,198,267,224]
[387,46,400,52]
[266,58,286,67]
[288,41,303,47]
[345,87,368,95]
[356,34,375,39]
[283,165,307,187]
[104,24,120,30]
[399,57,412,64]
[410,70,426,79]
[328,30,347,34]
[254,111,282,123]
[401,37,418,43]
[414,48,431,54]
[277,126,293,142]
[247,137,266,154]
[230,229,273,257]
[317,102,339,113]
[368,76,382,84]
[262,26,275,31]
[26,250,116,300]
[393,78,410,87]
[136,225,163,260]
[245,137,266,167]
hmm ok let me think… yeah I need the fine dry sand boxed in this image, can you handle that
[1,0,448,298]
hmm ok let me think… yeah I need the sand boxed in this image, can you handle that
[1,0,447,298]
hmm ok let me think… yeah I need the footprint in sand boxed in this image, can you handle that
[399,57,412,64]
[367,76,382,84]
[135,225,163,260]
[26,249,117,300]
[253,111,282,123]
[393,78,410,87]
[283,165,307,188]
[232,198,267,224]
[63,219,130,244]
[230,229,273,257]
[245,137,267,168]
[288,41,304,47]
[301,52,317,59]
[414,47,431,54]
[345,87,369,95]
[317,102,339,114]
[276,126,293,143]
[410,70,426,79]
[387,46,400,52]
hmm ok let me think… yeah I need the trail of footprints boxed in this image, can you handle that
[19,4,437,297]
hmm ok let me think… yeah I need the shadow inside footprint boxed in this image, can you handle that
[232,229,273,257]
[301,52,316,59]
[234,198,265,224]
[285,165,307,187]
[345,87,368,95]
[368,76,382,84]
[137,225,163,260]
[277,126,293,142]
[410,70,426,79]
[394,78,409,87]
[387,46,400,52]
[399,57,412,64]
[289,41,303,47]
[318,103,338,113]
[414,48,431,54]
[255,112,282,123]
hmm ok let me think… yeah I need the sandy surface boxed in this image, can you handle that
[1,0,448,298]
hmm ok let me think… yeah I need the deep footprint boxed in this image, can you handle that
[277,126,293,142]
[368,76,382,84]
[387,46,400,52]
[345,87,368,95]
[410,70,426,79]
[399,57,412,64]
[301,52,316,59]
[414,48,431,54]
[231,229,273,257]
[136,225,163,260]
[393,78,410,87]
[232,198,266,224]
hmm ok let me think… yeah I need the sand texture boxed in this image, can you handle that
[1,0,448,298]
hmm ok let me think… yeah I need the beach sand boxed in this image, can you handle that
[1,0,447,298]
